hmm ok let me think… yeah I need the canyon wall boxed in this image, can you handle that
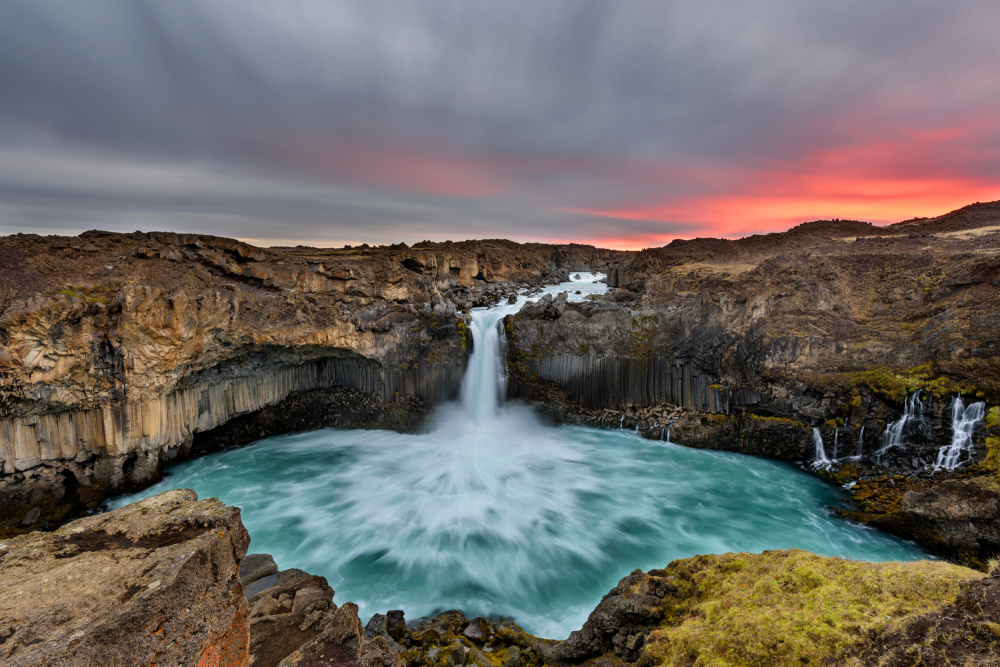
[0,230,628,533]
[505,202,1000,566]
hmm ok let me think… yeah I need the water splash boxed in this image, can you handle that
[935,397,986,470]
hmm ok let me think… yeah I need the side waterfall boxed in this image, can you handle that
[812,427,831,468]
[935,397,986,470]
[877,390,923,456]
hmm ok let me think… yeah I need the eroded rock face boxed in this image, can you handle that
[0,489,250,666]
[504,202,1000,566]
[0,231,627,533]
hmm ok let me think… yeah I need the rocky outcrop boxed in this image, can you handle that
[0,489,250,666]
[5,490,996,667]
[0,231,628,533]
[357,551,993,667]
[505,201,1000,566]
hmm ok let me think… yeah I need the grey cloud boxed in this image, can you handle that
[0,0,998,243]
[0,150,692,244]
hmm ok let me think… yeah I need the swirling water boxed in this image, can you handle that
[109,274,929,639]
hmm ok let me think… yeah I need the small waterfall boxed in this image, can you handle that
[812,427,831,468]
[832,427,839,460]
[935,397,986,470]
[619,414,624,430]
[856,426,865,457]
[877,390,923,456]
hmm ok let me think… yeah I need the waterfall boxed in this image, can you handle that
[935,397,986,470]
[459,309,508,420]
[456,271,608,422]
[832,427,839,460]
[877,390,923,456]
[856,426,865,457]
[812,428,830,468]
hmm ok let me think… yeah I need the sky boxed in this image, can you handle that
[1,1,999,250]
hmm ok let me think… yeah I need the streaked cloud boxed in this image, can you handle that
[1,0,998,247]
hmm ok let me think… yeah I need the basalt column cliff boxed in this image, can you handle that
[0,232,625,534]
[506,202,1000,568]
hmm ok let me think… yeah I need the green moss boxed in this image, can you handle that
[986,406,1000,431]
[639,550,981,667]
[982,436,1000,475]
[746,414,798,425]
[456,317,468,351]
[57,285,113,304]
[850,363,965,403]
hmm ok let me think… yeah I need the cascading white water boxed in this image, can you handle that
[812,427,831,468]
[458,273,608,419]
[877,390,923,456]
[856,425,865,457]
[460,310,507,420]
[935,397,986,470]
[832,427,839,460]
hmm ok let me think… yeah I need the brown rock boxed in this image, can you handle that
[0,489,250,666]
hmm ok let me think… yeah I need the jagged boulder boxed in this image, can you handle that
[0,489,250,666]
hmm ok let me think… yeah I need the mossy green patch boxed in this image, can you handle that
[639,550,981,667]
[57,285,113,304]
[983,436,1000,475]
[456,317,468,351]
[849,363,967,403]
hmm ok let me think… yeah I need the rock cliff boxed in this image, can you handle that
[505,201,1000,567]
[0,231,625,534]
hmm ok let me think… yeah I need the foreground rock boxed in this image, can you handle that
[4,491,997,666]
[0,489,250,666]
[367,551,994,667]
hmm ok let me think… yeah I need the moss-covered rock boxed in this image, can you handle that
[633,551,981,667]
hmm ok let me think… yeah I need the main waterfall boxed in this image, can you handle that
[460,310,510,419]
[109,272,931,639]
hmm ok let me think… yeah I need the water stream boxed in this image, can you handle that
[109,273,930,639]
[936,397,986,469]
